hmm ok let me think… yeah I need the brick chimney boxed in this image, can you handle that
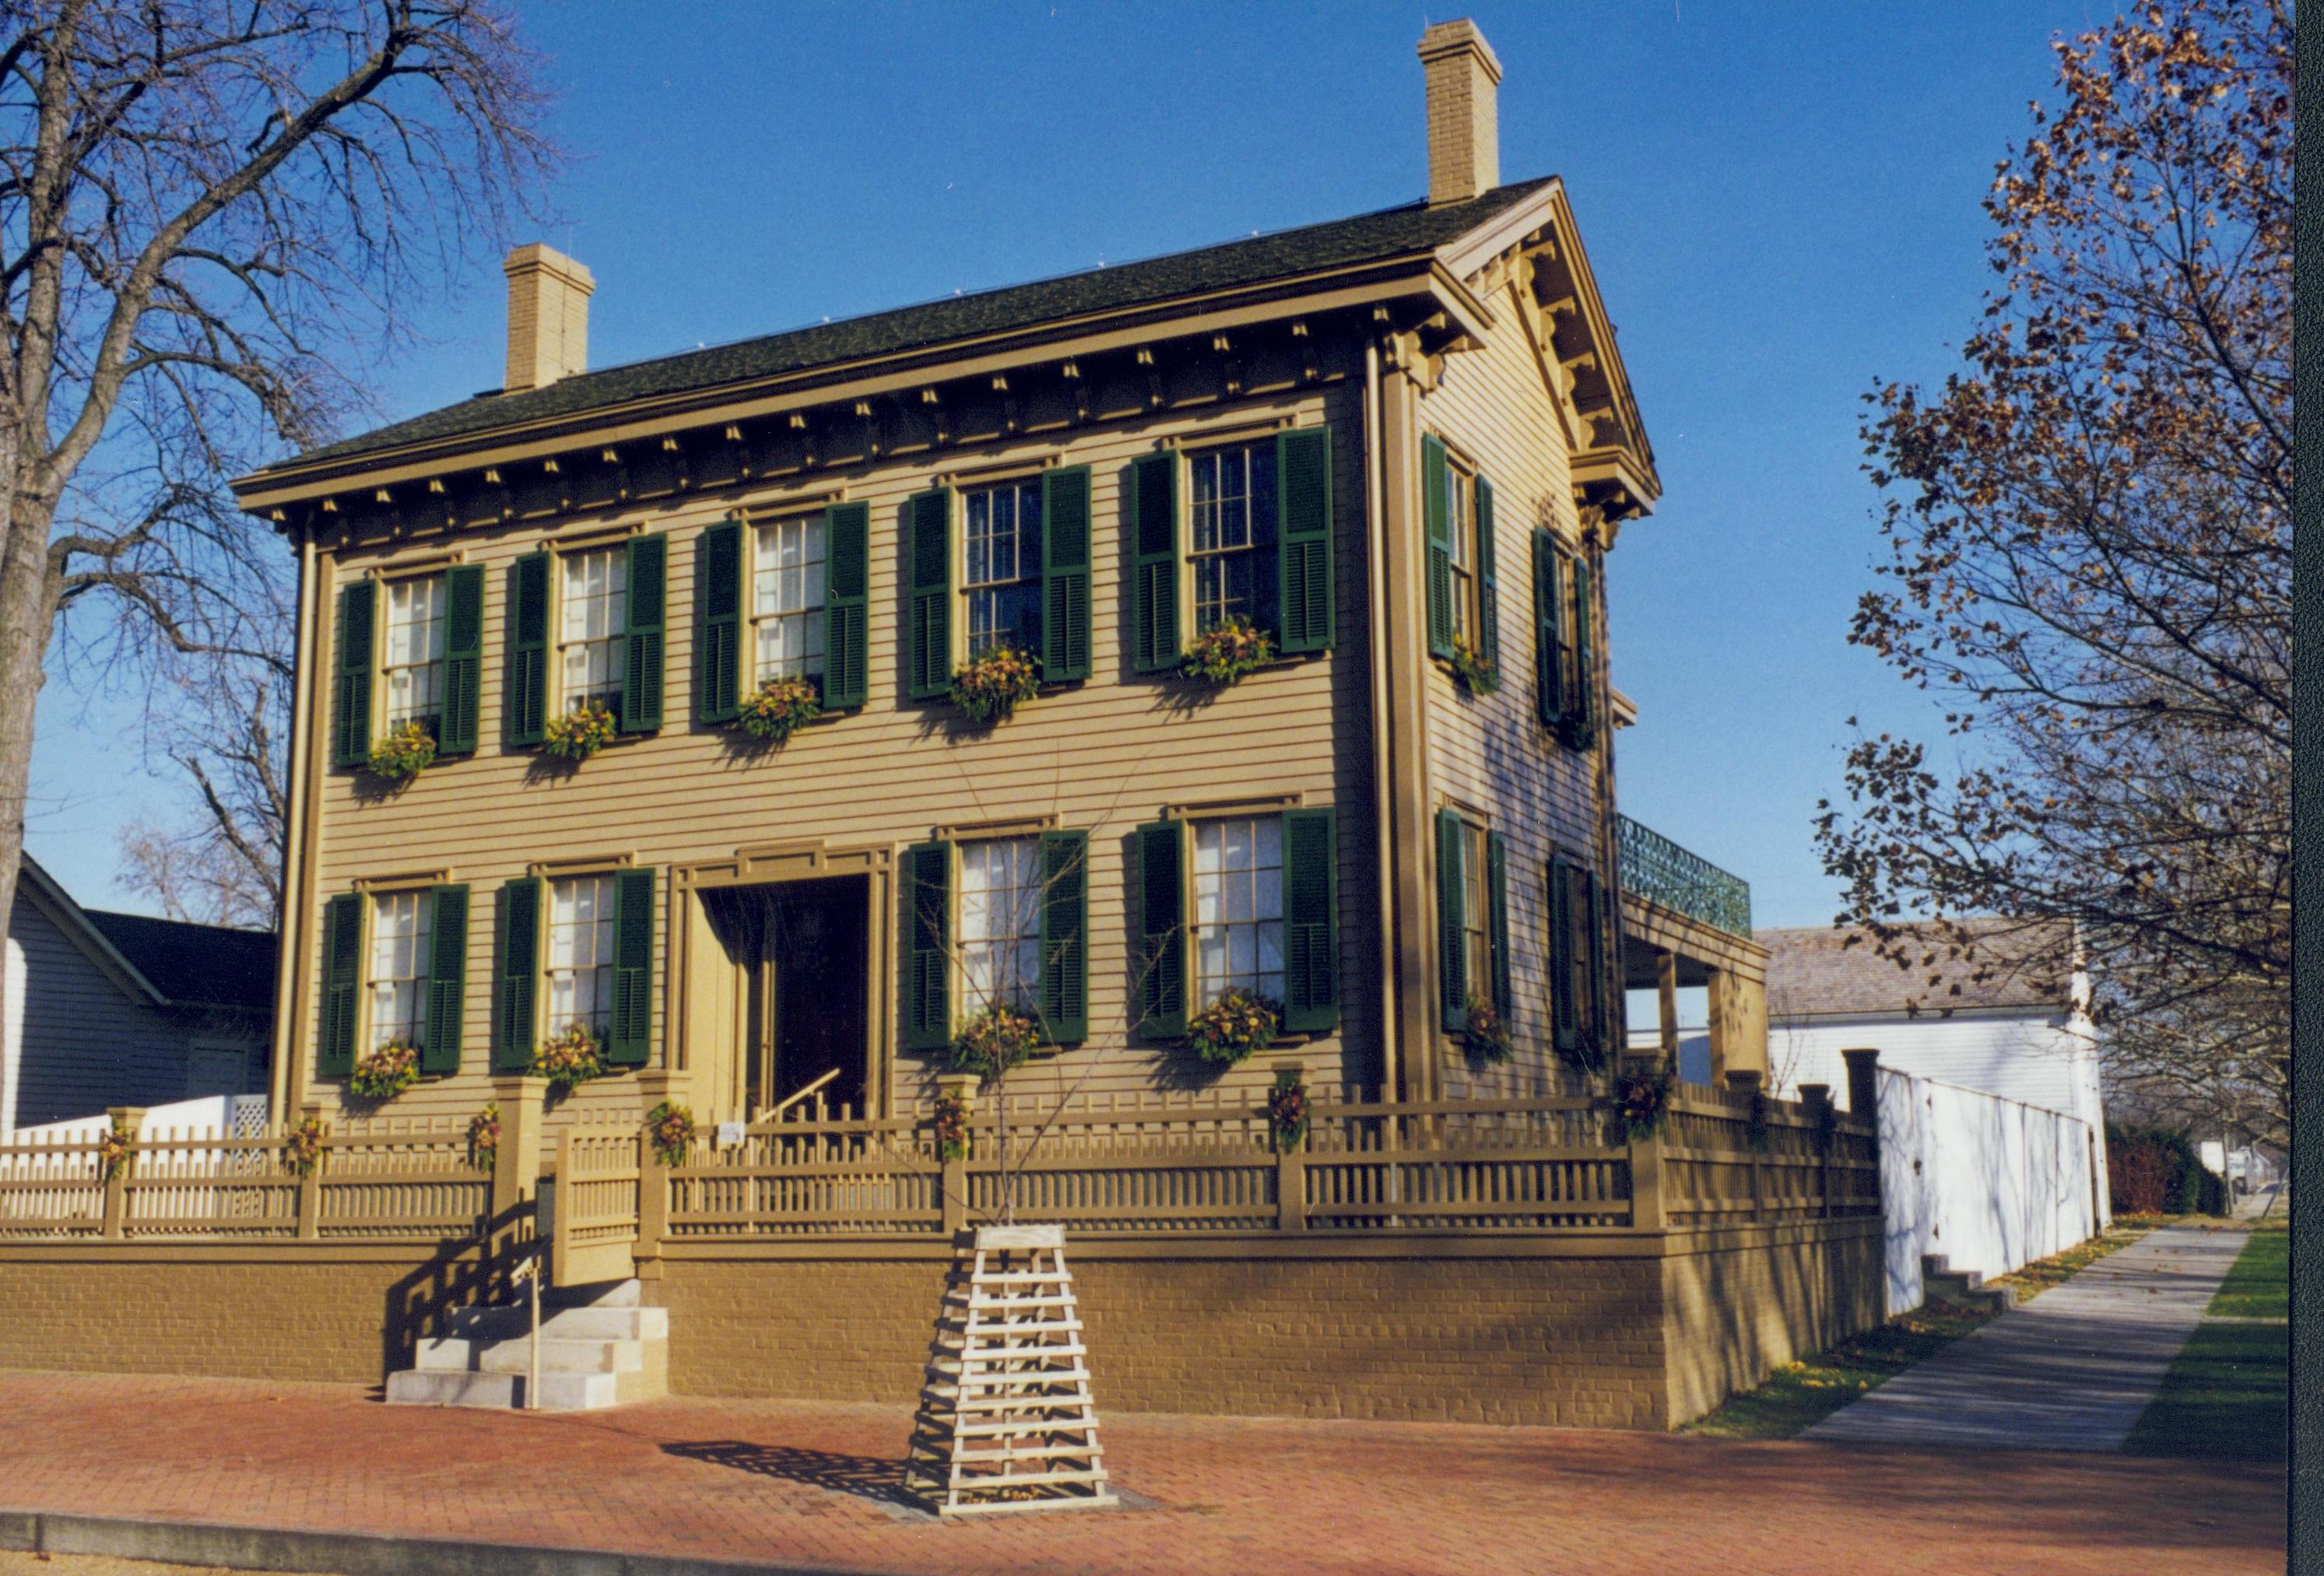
[1418,19,1502,206]
[502,243,595,394]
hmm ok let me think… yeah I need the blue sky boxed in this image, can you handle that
[27,0,2103,926]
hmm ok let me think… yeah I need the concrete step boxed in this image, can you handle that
[552,1278,643,1309]
[384,1369,623,1411]
[442,1303,668,1342]
[415,1335,651,1375]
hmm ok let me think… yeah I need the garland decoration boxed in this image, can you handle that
[1462,995,1513,1063]
[931,1093,971,1161]
[349,1041,421,1103]
[646,1101,697,1167]
[95,1117,134,1185]
[1612,1069,1676,1143]
[1266,1070,1309,1154]
[1180,616,1276,688]
[950,646,1042,724]
[467,1103,501,1169]
[531,1024,605,1093]
[1185,987,1280,1067]
[735,675,821,746]
[367,721,437,785]
[542,700,618,762]
[283,1115,325,1178]
[951,1004,1039,1082]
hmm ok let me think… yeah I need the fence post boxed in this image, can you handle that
[1799,1084,1833,1218]
[100,1107,142,1240]
[1276,1146,1308,1234]
[1725,1071,1764,1223]
[295,1104,325,1241]
[1629,1125,1666,1233]
[1841,1048,1881,1215]
[937,1073,978,1237]
[490,1076,549,1262]
[635,1118,669,1263]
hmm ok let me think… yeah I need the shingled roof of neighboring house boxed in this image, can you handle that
[1755,919,2077,1020]
[278,177,1556,470]
[82,910,277,1016]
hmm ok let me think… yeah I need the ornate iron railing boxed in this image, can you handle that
[1617,816,1754,939]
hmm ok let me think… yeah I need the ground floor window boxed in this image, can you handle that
[367,890,433,1048]
[547,873,616,1039]
[957,837,1042,1015]
[1192,816,1285,1006]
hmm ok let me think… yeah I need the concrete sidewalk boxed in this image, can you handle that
[1807,1225,2245,1451]
[0,1367,2286,1576]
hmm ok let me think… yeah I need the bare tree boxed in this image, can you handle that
[118,644,290,928]
[1815,1,2291,1136]
[0,1,555,953]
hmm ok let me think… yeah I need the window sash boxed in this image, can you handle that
[1192,816,1286,1006]
[1446,465,1476,641]
[957,837,1043,1013]
[381,576,448,732]
[558,548,628,711]
[752,516,827,681]
[1188,444,1276,634]
[546,874,616,1037]
[1460,823,1490,1003]
[962,482,1043,658]
[367,890,434,1049]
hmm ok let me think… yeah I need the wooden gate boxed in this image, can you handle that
[552,1124,641,1286]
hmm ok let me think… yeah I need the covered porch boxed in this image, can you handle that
[1617,815,1769,1090]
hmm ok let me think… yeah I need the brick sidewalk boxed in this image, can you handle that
[0,1372,2284,1575]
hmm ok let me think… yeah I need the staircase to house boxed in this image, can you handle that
[1921,1254,2017,1314]
[384,1279,668,1411]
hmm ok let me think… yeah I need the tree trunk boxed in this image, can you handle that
[0,487,61,967]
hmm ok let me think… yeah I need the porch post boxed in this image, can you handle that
[1655,949,1680,1069]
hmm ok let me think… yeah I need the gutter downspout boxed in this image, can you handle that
[1364,342,1399,1103]
[267,531,321,1125]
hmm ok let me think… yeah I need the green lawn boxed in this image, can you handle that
[2207,1227,2287,1320]
[2123,1320,2287,1461]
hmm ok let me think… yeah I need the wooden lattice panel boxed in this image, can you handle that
[903,1223,1117,1516]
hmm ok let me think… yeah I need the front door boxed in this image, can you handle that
[757,876,869,1116]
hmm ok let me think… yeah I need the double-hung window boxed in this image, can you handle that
[381,577,446,738]
[1188,443,1278,634]
[546,874,616,1040]
[752,515,825,683]
[1458,820,1492,998]
[1192,816,1286,1007]
[559,547,627,713]
[1445,458,1478,645]
[957,837,1043,1015]
[962,482,1043,659]
[367,890,433,1050]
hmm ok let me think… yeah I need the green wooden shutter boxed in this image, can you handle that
[318,893,362,1076]
[421,883,469,1074]
[604,868,655,1065]
[823,502,870,708]
[438,567,485,755]
[1037,830,1088,1043]
[1134,820,1187,1038]
[505,554,550,746]
[1041,468,1092,682]
[1487,831,1511,1020]
[1583,867,1608,1063]
[903,841,953,1050]
[906,490,953,700]
[1276,426,1334,654]
[1129,452,1181,673]
[694,519,744,725]
[621,534,667,734]
[1568,556,1596,749]
[1436,808,1466,1031]
[1282,807,1339,1034]
[1475,476,1501,674]
[1423,436,1453,659]
[331,581,375,767]
[1548,855,1578,1054]
[1533,531,1566,732]
[492,877,542,1070]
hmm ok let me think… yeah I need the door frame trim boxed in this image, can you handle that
[668,842,895,1120]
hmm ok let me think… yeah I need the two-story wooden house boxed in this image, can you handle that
[233,18,1771,1150]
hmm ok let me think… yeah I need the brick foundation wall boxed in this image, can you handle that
[0,1244,493,1385]
[1660,1221,1886,1426]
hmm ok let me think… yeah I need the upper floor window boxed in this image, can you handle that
[546,873,616,1039]
[1192,816,1285,1007]
[1444,456,1478,645]
[753,515,825,683]
[962,481,1044,658]
[957,837,1043,1014]
[1188,443,1278,634]
[381,577,445,735]
[560,547,627,712]
[368,890,433,1049]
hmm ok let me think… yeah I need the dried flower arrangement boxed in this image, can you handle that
[646,1101,697,1167]
[950,1004,1038,1083]
[542,700,618,761]
[531,1024,604,1093]
[367,721,437,785]
[1180,616,1276,688]
[1185,987,1280,1066]
[348,1041,421,1102]
[950,646,1042,724]
[1462,996,1512,1063]
[1447,636,1499,694]
[735,675,821,746]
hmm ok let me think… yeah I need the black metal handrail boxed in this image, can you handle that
[1617,816,1753,939]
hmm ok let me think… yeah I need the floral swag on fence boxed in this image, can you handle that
[646,1101,697,1167]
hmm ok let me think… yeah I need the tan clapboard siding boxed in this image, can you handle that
[304,384,1381,1125]
[1416,281,1603,1100]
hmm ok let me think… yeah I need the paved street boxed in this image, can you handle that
[0,1367,2284,1576]
[1806,1225,2245,1451]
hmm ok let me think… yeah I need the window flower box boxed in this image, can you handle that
[950,647,1041,725]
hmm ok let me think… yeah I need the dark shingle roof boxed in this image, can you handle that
[83,911,276,1016]
[282,179,1554,469]
[1757,919,2076,1020]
